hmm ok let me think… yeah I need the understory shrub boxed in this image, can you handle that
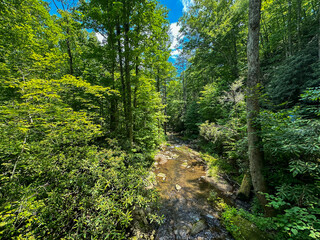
[0,76,160,239]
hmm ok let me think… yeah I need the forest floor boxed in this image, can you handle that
[149,135,236,240]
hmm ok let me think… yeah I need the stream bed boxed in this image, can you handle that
[151,140,234,240]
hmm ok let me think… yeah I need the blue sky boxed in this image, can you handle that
[159,0,194,62]
[159,0,184,23]
[48,0,189,21]
[47,0,193,62]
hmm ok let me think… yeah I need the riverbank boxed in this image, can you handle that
[131,135,275,240]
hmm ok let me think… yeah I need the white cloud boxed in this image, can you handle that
[169,22,181,50]
[180,0,194,12]
[95,32,106,43]
[170,48,182,58]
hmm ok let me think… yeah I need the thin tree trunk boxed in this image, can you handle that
[288,0,292,56]
[182,70,187,113]
[116,21,127,132]
[108,20,118,132]
[123,6,133,145]
[296,0,302,51]
[134,58,139,109]
[156,68,160,92]
[66,35,73,75]
[247,0,273,217]
[110,55,118,132]
[133,56,139,140]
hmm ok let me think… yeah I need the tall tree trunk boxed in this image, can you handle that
[182,70,187,113]
[133,56,139,140]
[110,61,118,132]
[110,33,118,132]
[116,21,127,132]
[123,7,133,146]
[156,67,160,92]
[133,57,139,109]
[287,0,293,56]
[66,35,73,75]
[296,0,302,51]
[247,0,273,217]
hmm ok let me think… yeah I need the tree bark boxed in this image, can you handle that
[247,0,273,217]
[156,67,160,92]
[116,20,127,132]
[110,33,118,132]
[296,0,302,51]
[123,5,133,146]
[287,0,293,56]
[66,34,73,75]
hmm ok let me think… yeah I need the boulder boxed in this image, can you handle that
[191,219,207,235]
[157,173,166,180]
[236,173,252,200]
[181,162,188,168]
[155,154,168,165]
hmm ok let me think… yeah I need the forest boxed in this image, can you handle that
[0,0,319,239]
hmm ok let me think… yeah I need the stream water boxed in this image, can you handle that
[152,138,234,240]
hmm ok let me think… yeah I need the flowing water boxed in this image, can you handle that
[152,138,234,240]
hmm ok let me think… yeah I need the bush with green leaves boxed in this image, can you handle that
[0,76,160,239]
[255,88,320,239]
[198,80,248,180]
[260,108,320,188]
[198,82,226,123]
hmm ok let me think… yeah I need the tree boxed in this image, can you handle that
[246,0,272,216]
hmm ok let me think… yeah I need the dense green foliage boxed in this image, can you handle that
[166,0,320,239]
[1,0,320,239]
[0,0,172,238]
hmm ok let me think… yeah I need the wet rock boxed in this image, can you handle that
[201,175,233,194]
[206,214,214,219]
[145,183,154,190]
[171,154,178,159]
[157,173,166,180]
[189,213,200,222]
[175,184,182,191]
[155,154,168,165]
[205,216,221,229]
[191,219,207,235]
[159,158,168,165]
[181,162,188,168]
[177,225,190,239]
[227,215,273,240]
[144,172,156,189]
